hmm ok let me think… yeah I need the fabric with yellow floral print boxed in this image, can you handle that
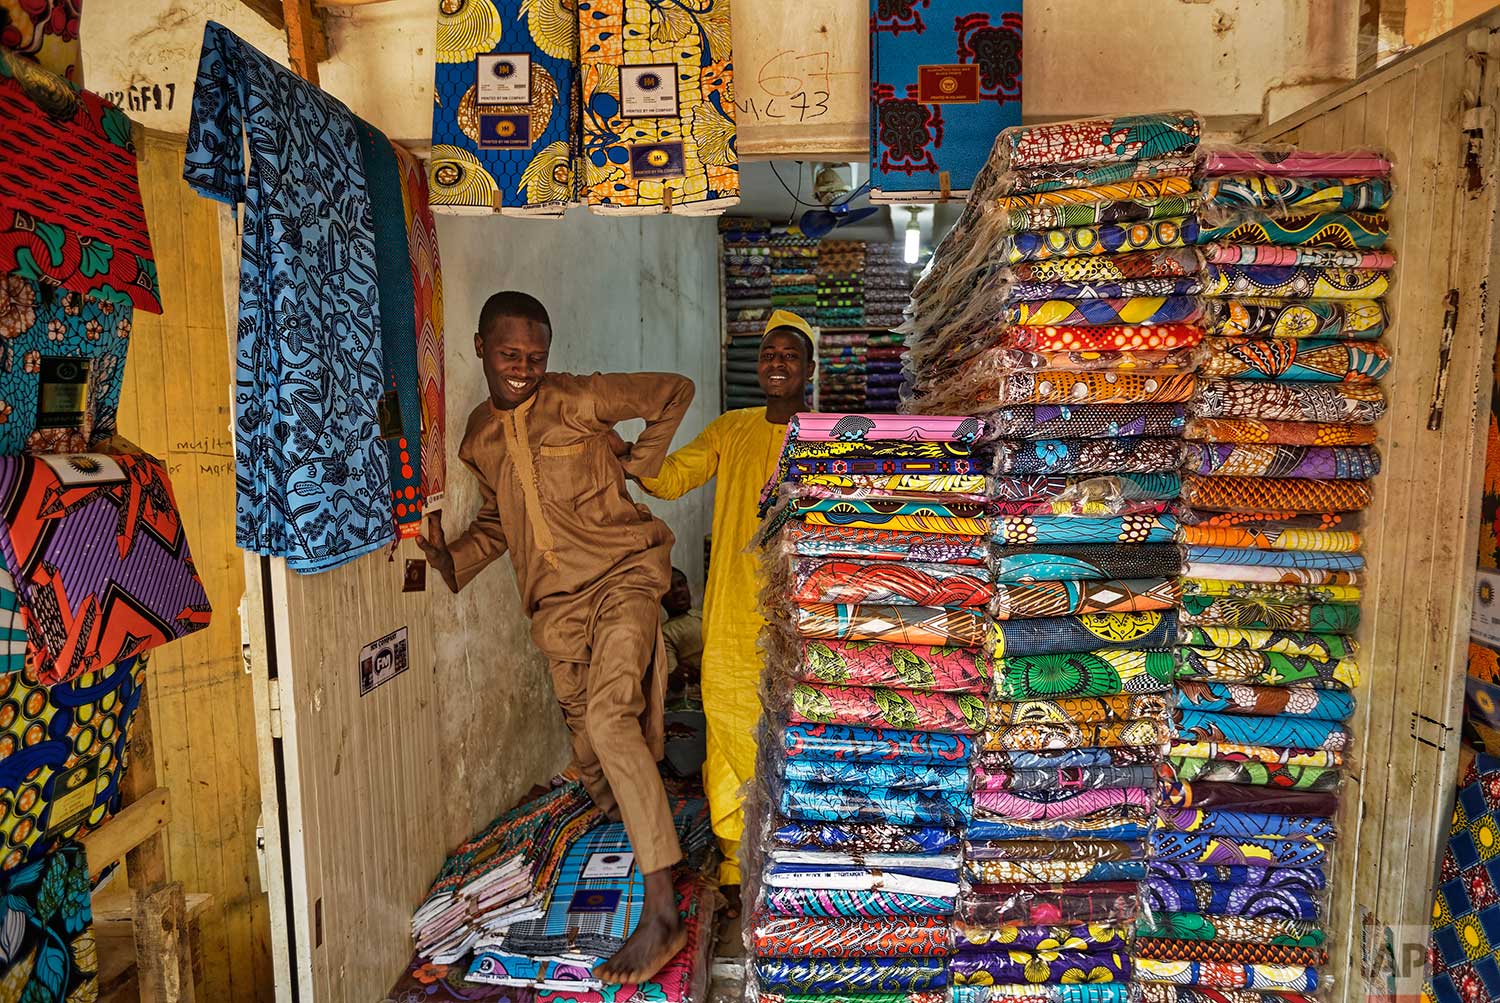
[576,0,739,215]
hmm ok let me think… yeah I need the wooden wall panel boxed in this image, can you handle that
[1254,18,1500,1000]
[120,130,274,1003]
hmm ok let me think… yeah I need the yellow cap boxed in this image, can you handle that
[763,309,814,342]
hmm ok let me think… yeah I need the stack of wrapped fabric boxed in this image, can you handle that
[864,242,912,330]
[1132,146,1393,1003]
[818,331,869,412]
[723,219,775,411]
[865,331,906,414]
[772,236,821,320]
[746,412,991,1002]
[818,240,866,329]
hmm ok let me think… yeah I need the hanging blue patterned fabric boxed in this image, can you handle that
[0,842,98,1002]
[355,118,424,540]
[870,1,1023,202]
[183,22,393,573]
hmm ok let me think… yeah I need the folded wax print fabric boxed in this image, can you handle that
[1183,546,1362,571]
[1134,987,1318,1003]
[785,523,989,565]
[966,859,1146,884]
[761,886,955,918]
[1200,264,1388,300]
[979,746,1161,769]
[990,372,1197,407]
[763,864,959,898]
[498,821,645,962]
[953,987,1130,1003]
[1133,939,1327,967]
[1006,278,1203,304]
[949,950,1131,985]
[993,439,1180,476]
[973,786,1151,821]
[1203,244,1394,269]
[796,474,988,497]
[988,692,1169,724]
[953,921,1130,951]
[994,611,1178,656]
[996,153,1196,195]
[769,820,960,855]
[1133,960,1318,993]
[1197,211,1387,249]
[0,841,98,1002]
[1180,567,1358,588]
[1200,175,1392,216]
[993,516,1177,546]
[972,762,1157,791]
[391,143,446,503]
[792,499,989,536]
[795,640,991,691]
[1143,879,1320,922]
[992,545,1183,583]
[1001,296,1203,328]
[1177,681,1354,720]
[1137,911,1325,946]
[0,280,132,454]
[998,217,1199,266]
[986,405,1186,443]
[1162,783,1338,819]
[0,49,160,312]
[1180,597,1361,632]
[1181,524,1361,552]
[1169,756,1341,791]
[760,994,949,1003]
[796,604,990,647]
[1151,833,1328,872]
[780,760,970,791]
[1180,626,1355,660]
[1168,739,1342,769]
[1185,444,1380,480]
[0,0,82,82]
[997,177,1197,229]
[992,579,1178,620]
[1200,148,1391,177]
[790,682,988,734]
[1175,647,1359,690]
[1156,807,1337,841]
[790,559,993,607]
[185,23,393,572]
[779,723,973,765]
[869,0,1022,201]
[1146,862,1328,890]
[0,452,211,682]
[993,648,1175,699]
[992,112,1202,171]
[1192,379,1385,423]
[1004,323,1202,352]
[1199,339,1392,384]
[790,457,979,476]
[791,413,985,443]
[960,881,1141,926]
[0,655,145,871]
[575,0,738,215]
[428,0,579,215]
[1181,476,1373,514]
[751,915,953,958]
[1207,297,1386,339]
[1174,710,1349,751]
[985,718,1170,752]
[356,121,424,539]
[1185,416,1377,446]
[779,779,969,826]
[756,956,948,992]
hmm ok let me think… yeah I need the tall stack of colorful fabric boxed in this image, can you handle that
[723,219,774,411]
[1132,147,1394,1003]
[772,237,820,317]
[864,242,912,329]
[746,412,990,1003]
[817,240,866,330]
[817,331,868,412]
[864,332,906,414]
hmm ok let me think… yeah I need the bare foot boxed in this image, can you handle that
[721,884,741,920]
[594,867,685,985]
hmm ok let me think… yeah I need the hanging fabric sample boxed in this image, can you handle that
[0,841,98,1002]
[184,22,394,572]
[0,48,161,313]
[392,142,447,503]
[0,0,82,82]
[576,0,739,215]
[429,0,580,216]
[869,0,1023,202]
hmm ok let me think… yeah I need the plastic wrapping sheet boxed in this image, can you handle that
[964,858,1147,884]
[753,956,948,992]
[1183,545,1364,570]
[759,886,955,918]
[786,681,988,734]
[983,718,1170,751]
[973,762,1158,791]
[1185,440,1382,478]
[1154,806,1337,840]
[795,603,991,646]
[1168,756,1341,791]
[992,545,1184,583]
[952,921,1129,951]
[1197,338,1391,382]
[777,779,970,826]
[1180,626,1355,659]
[993,647,1175,699]
[1196,211,1387,249]
[1142,878,1321,920]
[749,915,953,958]
[998,217,1200,266]
[1132,958,1319,992]
[791,639,992,692]
[1132,938,1328,967]
[994,610,1178,656]
[783,524,990,565]
[1205,297,1386,339]
[777,723,974,764]
[993,516,1179,547]
[1192,378,1385,423]
[1179,598,1361,632]
[987,692,1170,724]
[768,820,960,854]
[1175,647,1358,690]
[1181,577,1361,603]
[1202,243,1394,269]
[992,578,1179,621]
[1000,296,1203,328]
[1134,986,1318,1003]
[985,406,1188,443]
[791,499,990,536]
[1173,709,1350,751]
[992,112,1203,171]
[1162,781,1339,817]
[1198,147,1392,177]
[972,785,1151,821]
[788,559,995,607]
[952,985,1130,1003]
[1176,680,1354,720]
[949,949,1131,985]
[959,881,1141,926]
[992,438,1183,476]
[779,759,970,791]
[1180,475,1373,514]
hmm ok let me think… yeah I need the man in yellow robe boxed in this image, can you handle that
[634,310,816,891]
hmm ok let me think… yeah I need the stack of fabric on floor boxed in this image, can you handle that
[817,331,869,412]
[722,219,774,411]
[817,240,866,330]
[1132,145,1393,1003]
[746,412,991,1002]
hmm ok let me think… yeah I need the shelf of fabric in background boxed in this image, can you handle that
[720,218,776,412]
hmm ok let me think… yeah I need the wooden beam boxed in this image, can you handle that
[132,883,194,1003]
[79,787,171,868]
[284,0,328,86]
[240,0,285,30]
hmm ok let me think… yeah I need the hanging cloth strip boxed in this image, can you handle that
[391,143,446,503]
[185,22,393,571]
[0,49,161,313]
[576,0,738,215]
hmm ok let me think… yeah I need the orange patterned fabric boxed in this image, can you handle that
[1006,324,1205,353]
[992,372,1197,406]
[1185,417,1376,446]
[1181,475,1373,514]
